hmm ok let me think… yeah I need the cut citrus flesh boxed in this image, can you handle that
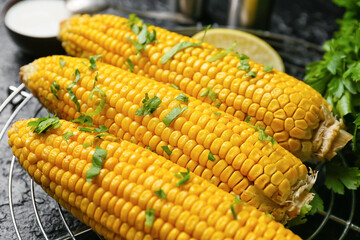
[193,28,284,71]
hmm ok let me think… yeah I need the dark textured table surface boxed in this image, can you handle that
[0,0,349,239]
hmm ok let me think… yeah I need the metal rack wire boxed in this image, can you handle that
[1,31,359,240]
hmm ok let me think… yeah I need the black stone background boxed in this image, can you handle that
[1,0,357,239]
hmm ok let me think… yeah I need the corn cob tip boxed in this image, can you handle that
[312,105,352,161]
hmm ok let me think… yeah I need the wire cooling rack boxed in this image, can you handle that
[1,28,360,240]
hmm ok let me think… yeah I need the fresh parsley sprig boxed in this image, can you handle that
[135,93,162,116]
[161,25,211,64]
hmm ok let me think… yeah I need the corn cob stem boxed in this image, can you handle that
[58,14,352,161]
[8,119,301,240]
[21,55,316,222]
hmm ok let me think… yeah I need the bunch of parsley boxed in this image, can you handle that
[304,0,360,195]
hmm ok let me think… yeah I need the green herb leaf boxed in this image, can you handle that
[244,71,256,78]
[128,14,143,28]
[50,80,60,99]
[154,189,167,199]
[145,209,155,227]
[286,204,312,227]
[27,115,61,134]
[161,25,211,64]
[79,127,93,132]
[174,168,191,187]
[135,93,162,116]
[208,151,216,161]
[175,93,188,103]
[83,142,91,148]
[126,58,134,72]
[215,102,221,108]
[86,146,107,182]
[94,125,109,133]
[327,52,345,75]
[200,88,217,102]
[59,57,66,68]
[263,65,273,72]
[235,53,249,60]
[66,68,81,112]
[327,77,344,99]
[171,84,179,89]
[93,72,98,89]
[127,36,145,54]
[207,42,237,62]
[335,90,352,117]
[95,133,115,139]
[212,111,221,115]
[62,132,74,143]
[163,105,188,127]
[308,190,324,215]
[325,159,360,194]
[230,195,245,220]
[145,146,151,151]
[161,145,172,156]
[71,114,94,126]
[138,24,148,44]
[89,55,102,70]
[258,126,276,145]
[238,59,250,71]
[87,87,107,116]
[244,116,251,123]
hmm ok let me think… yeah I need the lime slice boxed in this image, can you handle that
[193,28,284,71]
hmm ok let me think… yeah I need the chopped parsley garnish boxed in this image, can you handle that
[235,53,249,60]
[244,116,251,123]
[127,22,157,55]
[207,42,237,62]
[125,58,134,72]
[95,133,116,139]
[145,146,152,151]
[50,80,60,99]
[87,87,107,116]
[215,102,221,108]
[213,111,221,115]
[171,84,179,90]
[161,145,172,156]
[83,142,91,148]
[174,168,191,187]
[78,127,93,132]
[145,209,155,227]
[88,55,102,70]
[200,88,217,102]
[27,115,61,134]
[266,213,275,220]
[93,72,98,88]
[86,146,107,182]
[238,59,250,71]
[230,195,245,220]
[163,105,188,127]
[175,93,188,103]
[127,14,143,29]
[71,114,94,126]
[154,189,167,200]
[258,126,276,145]
[94,125,109,133]
[161,25,211,64]
[59,57,66,68]
[135,93,162,116]
[126,37,145,54]
[245,71,256,78]
[208,151,216,161]
[263,65,273,72]
[62,132,74,143]
[66,68,81,112]
[246,122,276,145]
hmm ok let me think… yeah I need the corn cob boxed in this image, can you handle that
[8,118,302,240]
[21,55,315,222]
[58,14,352,161]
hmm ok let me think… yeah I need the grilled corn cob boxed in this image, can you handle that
[21,55,315,222]
[58,14,352,161]
[8,118,302,240]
